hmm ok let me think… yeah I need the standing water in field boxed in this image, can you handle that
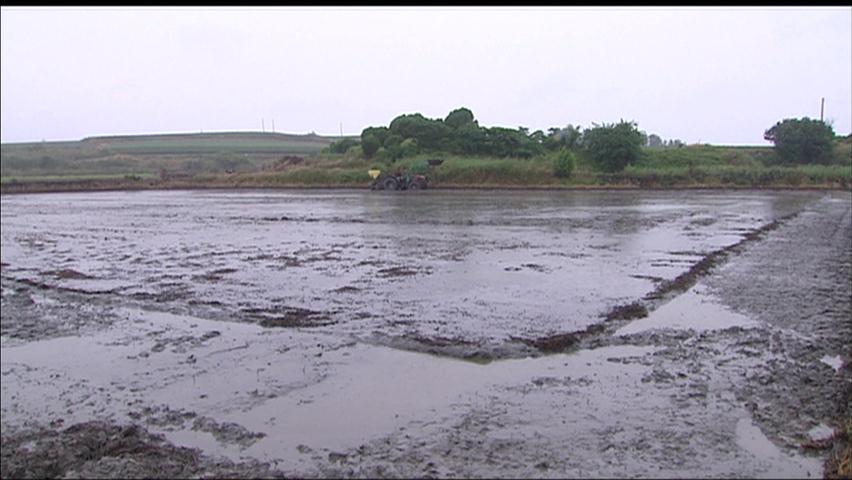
[0,189,815,355]
[1,189,848,479]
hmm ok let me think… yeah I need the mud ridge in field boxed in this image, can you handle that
[14,277,123,296]
[243,306,337,328]
[364,214,798,361]
[515,213,798,356]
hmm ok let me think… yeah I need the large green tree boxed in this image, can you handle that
[544,125,582,151]
[360,133,381,157]
[389,113,450,151]
[582,121,645,172]
[361,107,554,158]
[445,107,476,129]
[764,117,836,164]
[647,134,663,148]
[454,122,488,154]
[484,127,541,158]
[362,126,390,143]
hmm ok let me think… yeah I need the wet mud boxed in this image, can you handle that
[0,421,286,479]
[1,189,849,478]
[518,211,798,358]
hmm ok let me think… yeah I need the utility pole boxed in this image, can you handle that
[340,122,343,137]
[262,118,265,133]
[272,119,275,133]
[820,97,825,122]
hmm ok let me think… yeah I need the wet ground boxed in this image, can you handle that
[1,189,849,478]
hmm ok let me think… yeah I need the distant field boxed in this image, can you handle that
[3,131,341,155]
[79,132,336,154]
[0,131,352,179]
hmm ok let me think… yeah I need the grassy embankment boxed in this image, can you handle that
[2,132,850,192]
[228,139,851,189]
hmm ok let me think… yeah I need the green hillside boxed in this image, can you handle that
[0,131,350,179]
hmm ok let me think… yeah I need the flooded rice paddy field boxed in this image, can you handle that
[1,189,850,478]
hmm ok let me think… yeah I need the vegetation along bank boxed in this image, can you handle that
[1,110,849,193]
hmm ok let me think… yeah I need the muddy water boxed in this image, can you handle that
[0,189,815,355]
[1,189,848,478]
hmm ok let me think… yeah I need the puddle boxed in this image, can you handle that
[735,417,823,478]
[615,283,758,336]
[236,343,656,466]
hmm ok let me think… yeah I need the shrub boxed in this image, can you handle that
[552,149,576,178]
[400,138,419,158]
[346,145,363,158]
[328,137,359,154]
[373,147,390,163]
[764,117,836,165]
[582,121,645,172]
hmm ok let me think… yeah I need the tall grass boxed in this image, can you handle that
[385,154,556,186]
[637,145,771,169]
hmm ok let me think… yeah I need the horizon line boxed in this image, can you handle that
[0,129,360,144]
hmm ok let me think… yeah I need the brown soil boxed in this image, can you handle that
[604,301,649,321]
[0,421,286,479]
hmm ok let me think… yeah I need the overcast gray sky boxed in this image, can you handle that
[2,6,850,145]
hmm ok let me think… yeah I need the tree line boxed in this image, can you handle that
[327,107,843,174]
[327,107,656,174]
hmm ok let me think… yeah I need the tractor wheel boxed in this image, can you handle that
[382,176,399,190]
[408,181,420,191]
